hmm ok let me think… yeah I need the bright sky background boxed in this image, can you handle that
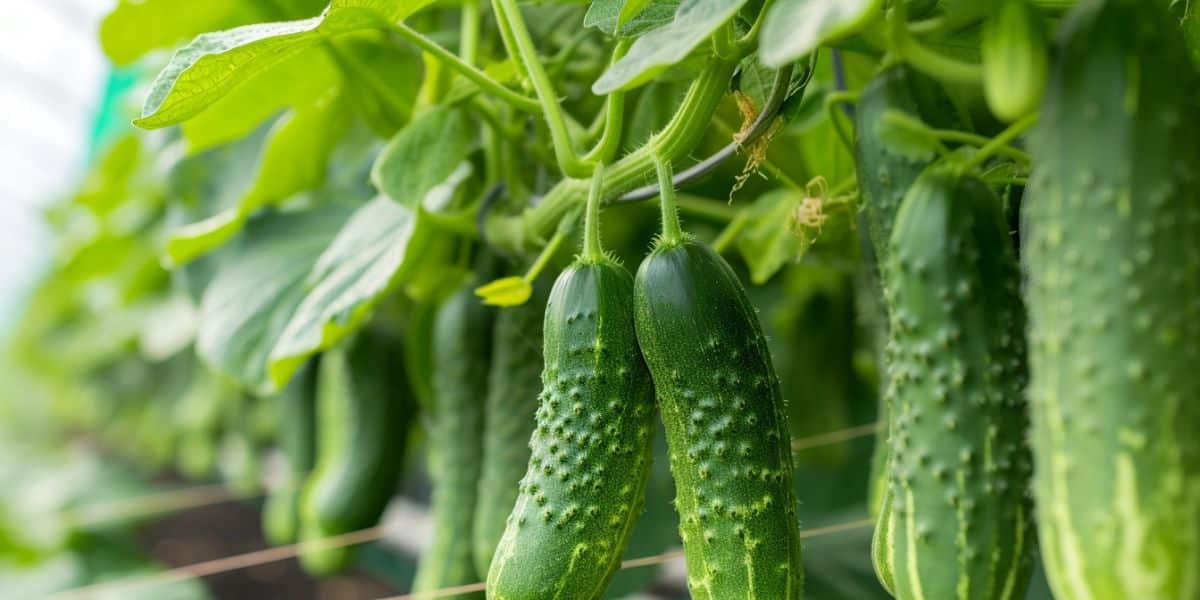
[0,0,112,332]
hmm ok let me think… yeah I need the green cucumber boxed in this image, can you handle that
[473,275,553,577]
[882,165,1033,600]
[854,64,970,549]
[981,0,1048,122]
[263,360,318,546]
[299,328,415,575]
[413,285,493,598]
[634,238,803,599]
[1024,1,1200,597]
[487,257,656,599]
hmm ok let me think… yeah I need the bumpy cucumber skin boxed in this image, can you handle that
[855,65,969,527]
[488,260,655,599]
[263,361,318,546]
[414,286,493,598]
[1024,2,1200,598]
[473,277,553,578]
[299,329,414,575]
[883,167,1033,600]
[634,240,803,600]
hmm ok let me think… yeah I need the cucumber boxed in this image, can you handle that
[855,64,970,273]
[882,165,1033,600]
[487,257,656,599]
[981,0,1048,122]
[854,64,970,547]
[263,360,318,546]
[413,285,493,598]
[473,275,553,577]
[1024,1,1200,597]
[634,238,803,599]
[298,328,415,575]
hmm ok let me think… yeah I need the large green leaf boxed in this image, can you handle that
[370,106,474,208]
[736,188,806,284]
[165,89,352,266]
[99,0,261,66]
[135,0,428,129]
[179,46,341,153]
[196,206,353,394]
[266,197,438,387]
[584,0,680,37]
[760,0,882,67]
[592,0,747,93]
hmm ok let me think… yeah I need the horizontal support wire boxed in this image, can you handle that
[47,421,881,599]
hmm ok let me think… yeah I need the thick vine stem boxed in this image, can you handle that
[616,59,801,203]
[483,59,741,254]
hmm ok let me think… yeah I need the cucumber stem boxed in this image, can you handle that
[581,163,608,262]
[655,156,685,247]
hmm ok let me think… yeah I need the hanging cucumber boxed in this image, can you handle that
[298,328,415,575]
[488,166,656,599]
[854,64,970,531]
[262,360,318,546]
[633,159,802,599]
[413,284,493,599]
[881,164,1033,600]
[1024,1,1200,598]
[473,272,553,577]
[981,0,1048,122]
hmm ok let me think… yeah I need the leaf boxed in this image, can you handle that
[179,46,341,153]
[370,106,474,209]
[475,276,533,306]
[735,188,806,284]
[875,108,940,161]
[99,0,259,66]
[592,0,747,93]
[584,0,680,37]
[135,0,427,129]
[196,205,353,394]
[165,88,352,266]
[760,0,882,68]
[266,197,439,388]
[617,0,655,30]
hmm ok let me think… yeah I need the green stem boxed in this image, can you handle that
[888,5,983,85]
[524,218,573,280]
[581,163,608,262]
[712,212,750,254]
[484,59,740,254]
[677,194,738,222]
[460,0,480,65]
[934,129,1031,164]
[655,156,685,247]
[737,0,777,50]
[492,0,592,178]
[825,91,860,156]
[424,208,478,238]
[386,22,541,113]
[961,112,1039,171]
[582,41,631,164]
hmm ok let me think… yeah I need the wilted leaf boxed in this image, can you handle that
[592,0,748,93]
[760,0,882,67]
